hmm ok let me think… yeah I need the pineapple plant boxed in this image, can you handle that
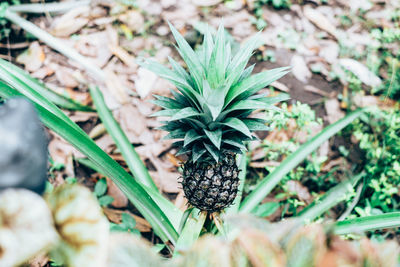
[140,23,289,213]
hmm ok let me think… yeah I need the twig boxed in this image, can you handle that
[8,0,91,14]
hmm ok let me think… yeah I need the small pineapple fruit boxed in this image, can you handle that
[140,23,289,213]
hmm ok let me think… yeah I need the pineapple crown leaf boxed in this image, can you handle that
[140,23,290,162]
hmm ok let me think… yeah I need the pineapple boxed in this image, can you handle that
[140,23,289,213]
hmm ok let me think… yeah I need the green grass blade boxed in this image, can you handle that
[90,86,158,191]
[298,174,362,222]
[240,109,364,213]
[0,59,93,111]
[334,212,400,235]
[0,82,179,245]
[174,210,207,257]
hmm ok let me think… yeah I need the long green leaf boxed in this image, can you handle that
[0,59,93,111]
[0,62,84,134]
[204,128,222,149]
[334,212,400,235]
[240,109,364,213]
[90,86,158,191]
[174,210,207,257]
[222,117,252,138]
[0,81,179,245]
[298,174,362,222]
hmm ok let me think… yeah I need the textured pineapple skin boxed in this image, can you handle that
[182,153,240,213]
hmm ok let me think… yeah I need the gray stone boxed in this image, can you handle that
[0,98,48,194]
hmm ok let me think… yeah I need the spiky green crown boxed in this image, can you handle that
[140,23,289,163]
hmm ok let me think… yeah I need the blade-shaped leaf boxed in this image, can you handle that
[170,107,201,121]
[168,22,204,91]
[0,59,93,111]
[225,67,290,107]
[243,118,271,131]
[192,144,207,163]
[298,174,362,222]
[184,129,202,147]
[207,23,225,88]
[168,56,193,87]
[257,93,291,105]
[202,26,214,69]
[240,109,364,213]
[0,61,84,134]
[221,99,281,119]
[150,109,178,118]
[334,212,400,235]
[163,128,187,140]
[90,86,158,192]
[174,210,207,257]
[204,128,222,149]
[225,32,262,88]
[222,138,247,151]
[151,95,183,109]
[138,58,201,109]
[204,143,220,162]
[203,80,225,121]
[238,64,255,83]
[222,117,252,138]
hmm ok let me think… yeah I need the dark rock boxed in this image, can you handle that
[0,98,48,194]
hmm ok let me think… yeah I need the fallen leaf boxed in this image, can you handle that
[109,45,138,69]
[324,98,345,124]
[51,6,90,37]
[149,169,181,194]
[135,67,158,99]
[103,208,151,232]
[16,42,45,72]
[31,66,55,80]
[271,81,290,92]
[54,66,79,88]
[106,178,128,208]
[352,92,397,110]
[114,104,147,138]
[304,85,336,98]
[339,58,382,87]
[104,68,129,104]
[290,55,312,83]
[118,10,145,33]
[192,0,222,6]
[303,5,338,38]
